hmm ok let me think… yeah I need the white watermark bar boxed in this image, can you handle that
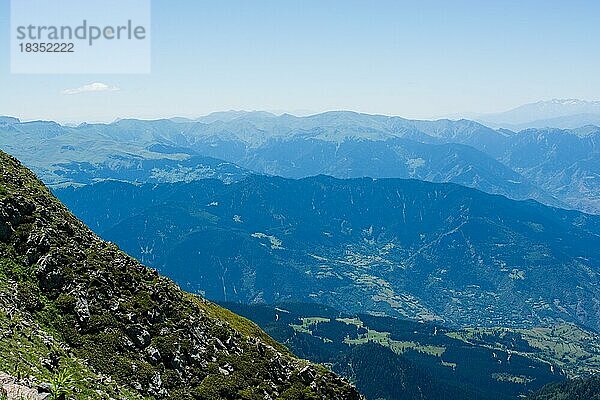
[10,0,151,74]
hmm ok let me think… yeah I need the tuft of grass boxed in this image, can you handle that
[49,368,75,400]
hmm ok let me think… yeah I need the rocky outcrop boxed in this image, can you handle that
[0,373,50,400]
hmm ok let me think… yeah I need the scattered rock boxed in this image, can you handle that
[0,372,47,400]
[146,346,161,365]
[126,324,151,349]
[74,294,90,323]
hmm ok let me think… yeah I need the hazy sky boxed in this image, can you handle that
[1,0,600,122]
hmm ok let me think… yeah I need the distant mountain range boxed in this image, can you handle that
[463,99,600,130]
[55,175,600,333]
[1,111,598,213]
[2,105,600,399]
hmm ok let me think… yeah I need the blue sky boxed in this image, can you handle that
[1,0,599,122]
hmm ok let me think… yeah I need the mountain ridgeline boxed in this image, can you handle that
[0,150,361,399]
[55,174,600,333]
[1,111,598,213]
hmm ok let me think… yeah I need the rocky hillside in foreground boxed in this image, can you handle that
[0,150,361,399]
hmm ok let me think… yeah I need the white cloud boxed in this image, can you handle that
[61,82,120,95]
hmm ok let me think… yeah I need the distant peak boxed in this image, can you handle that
[553,99,581,104]
[537,98,600,106]
[0,116,20,124]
